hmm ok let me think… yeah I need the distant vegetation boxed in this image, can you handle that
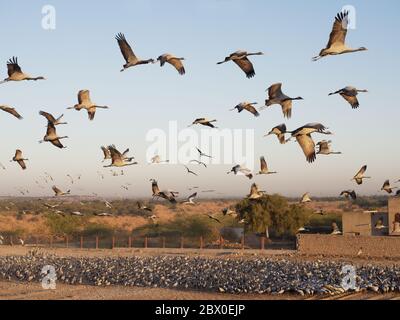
[235,194,311,237]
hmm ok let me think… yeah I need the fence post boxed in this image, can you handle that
[128,236,132,248]
[144,237,148,249]
[96,236,99,249]
[10,235,13,246]
[200,236,203,250]
[80,236,83,249]
[260,237,265,250]
[180,236,184,249]
[219,236,224,250]
[241,235,245,250]
[65,236,69,248]
[112,236,115,249]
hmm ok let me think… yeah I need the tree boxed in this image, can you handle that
[235,194,311,237]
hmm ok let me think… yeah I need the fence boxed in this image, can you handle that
[0,234,296,251]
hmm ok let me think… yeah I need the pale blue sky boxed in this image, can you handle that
[0,0,398,198]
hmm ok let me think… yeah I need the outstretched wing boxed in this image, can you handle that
[7,57,22,76]
[233,57,255,78]
[39,110,56,123]
[354,165,367,178]
[341,93,359,109]
[260,156,268,172]
[0,106,22,119]
[326,11,349,49]
[78,90,91,105]
[244,104,260,117]
[115,33,138,64]
[268,83,283,99]
[281,100,292,119]
[168,58,185,75]
[296,134,316,163]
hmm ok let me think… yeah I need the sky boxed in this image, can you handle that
[0,0,399,198]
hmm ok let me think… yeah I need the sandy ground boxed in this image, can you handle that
[0,246,399,300]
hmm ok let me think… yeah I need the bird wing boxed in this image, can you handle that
[296,134,316,163]
[51,139,65,149]
[317,141,330,153]
[17,160,26,170]
[382,180,390,190]
[152,182,160,195]
[7,57,22,76]
[233,57,255,78]
[115,33,138,63]
[326,11,349,49]
[46,121,57,136]
[0,106,22,119]
[354,165,367,178]
[101,146,110,158]
[167,58,185,75]
[281,100,292,119]
[78,90,91,105]
[108,145,123,162]
[340,93,359,109]
[52,186,61,194]
[14,149,22,159]
[39,111,56,123]
[87,107,96,121]
[268,83,283,99]
[188,192,197,200]
[260,157,268,172]
[244,104,260,117]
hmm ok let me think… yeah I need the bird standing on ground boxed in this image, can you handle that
[352,165,371,185]
[257,156,277,175]
[230,102,260,117]
[157,54,185,75]
[11,150,28,170]
[262,83,303,119]
[1,57,46,84]
[116,33,155,71]
[68,90,109,121]
[312,11,367,61]
[0,105,23,119]
[329,86,368,109]
[217,50,264,78]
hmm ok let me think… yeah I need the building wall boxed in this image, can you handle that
[388,197,400,236]
[342,211,372,236]
[297,234,400,258]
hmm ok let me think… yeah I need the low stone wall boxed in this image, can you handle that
[297,234,400,258]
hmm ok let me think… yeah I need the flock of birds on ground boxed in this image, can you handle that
[0,10,398,235]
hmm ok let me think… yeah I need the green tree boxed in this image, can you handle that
[235,194,310,237]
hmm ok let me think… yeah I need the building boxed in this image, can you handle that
[388,197,400,236]
[343,197,400,237]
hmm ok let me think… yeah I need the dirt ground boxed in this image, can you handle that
[0,246,399,300]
